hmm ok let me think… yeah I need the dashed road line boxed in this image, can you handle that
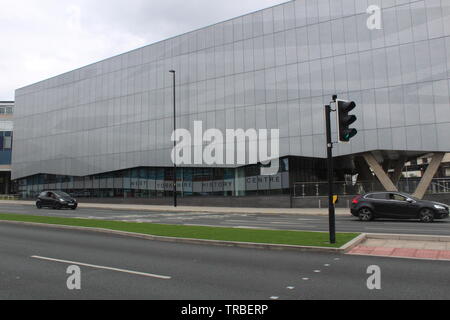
[31,255,172,280]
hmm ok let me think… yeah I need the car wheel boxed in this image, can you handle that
[36,202,42,209]
[53,203,62,210]
[419,208,434,223]
[358,207,374,221]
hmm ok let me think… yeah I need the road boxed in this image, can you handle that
[0,223,449,300]
[0,203,449,236]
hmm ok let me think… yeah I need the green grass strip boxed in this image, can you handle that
[0,213,359,248]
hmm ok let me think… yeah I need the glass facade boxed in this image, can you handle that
[12,0,450,196]
[17,160,293,199]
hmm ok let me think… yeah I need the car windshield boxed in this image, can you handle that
[53,191,71,198]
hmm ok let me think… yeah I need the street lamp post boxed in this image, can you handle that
[169,70,177,207]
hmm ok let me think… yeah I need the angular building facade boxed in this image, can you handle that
[12,0,450,203]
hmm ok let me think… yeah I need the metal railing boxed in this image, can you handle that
[293,178,450,198]
[0,194,20,200]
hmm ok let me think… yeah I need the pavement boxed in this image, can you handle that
[1,223,450,300]
[348,237,450,261]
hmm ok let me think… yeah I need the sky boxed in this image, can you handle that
[0,0,287,101]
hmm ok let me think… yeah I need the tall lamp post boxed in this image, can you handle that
[169,70,177,207]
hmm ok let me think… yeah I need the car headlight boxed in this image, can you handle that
[434,205,446,210]
[59,199,66,203]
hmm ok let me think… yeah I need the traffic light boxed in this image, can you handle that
[336,99,357,142]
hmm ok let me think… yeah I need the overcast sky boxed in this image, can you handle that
[0,0,287,100]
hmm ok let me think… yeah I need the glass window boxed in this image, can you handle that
[54,191,71,198]
[367,193,388,200]
[445,168,450,177]
[4,136,12,149]
[389,193,407,201]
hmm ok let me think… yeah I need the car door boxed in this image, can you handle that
[384,193,417,219]
[38,192,48,206]
[366,193,391,217]
[49,192,59,207]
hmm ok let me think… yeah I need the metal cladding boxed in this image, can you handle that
[12,0,450,180]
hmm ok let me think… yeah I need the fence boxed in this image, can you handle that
[293,178,450,198]
[0,194,20,200]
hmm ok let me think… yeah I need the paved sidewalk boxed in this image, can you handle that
[0,200,351,216]
[348,238,450,261]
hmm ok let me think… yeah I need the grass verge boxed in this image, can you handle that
[0,213,359,248]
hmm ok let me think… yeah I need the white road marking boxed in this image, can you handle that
[302,278,310,281]
[270,296,279,300]
[324,264,330,267]
[31,256,171,280]
[286,286,295,290]
[314,270,321,273]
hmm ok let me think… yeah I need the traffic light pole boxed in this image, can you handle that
[325,104,336,244]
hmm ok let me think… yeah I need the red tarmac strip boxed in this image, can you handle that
[348,246,450,261]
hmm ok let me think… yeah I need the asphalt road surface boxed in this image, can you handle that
[1,223,449,300]
[0,203,449,236]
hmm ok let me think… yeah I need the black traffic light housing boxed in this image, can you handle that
[336,99,357,142]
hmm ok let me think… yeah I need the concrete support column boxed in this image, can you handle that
[413,152,445,199]
[362,152,398,192]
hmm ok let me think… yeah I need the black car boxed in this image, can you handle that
[351,192,449,223]
[36,191,78,210]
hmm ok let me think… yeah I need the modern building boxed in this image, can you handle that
[12,0,450,206]
[0,101,14,194]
